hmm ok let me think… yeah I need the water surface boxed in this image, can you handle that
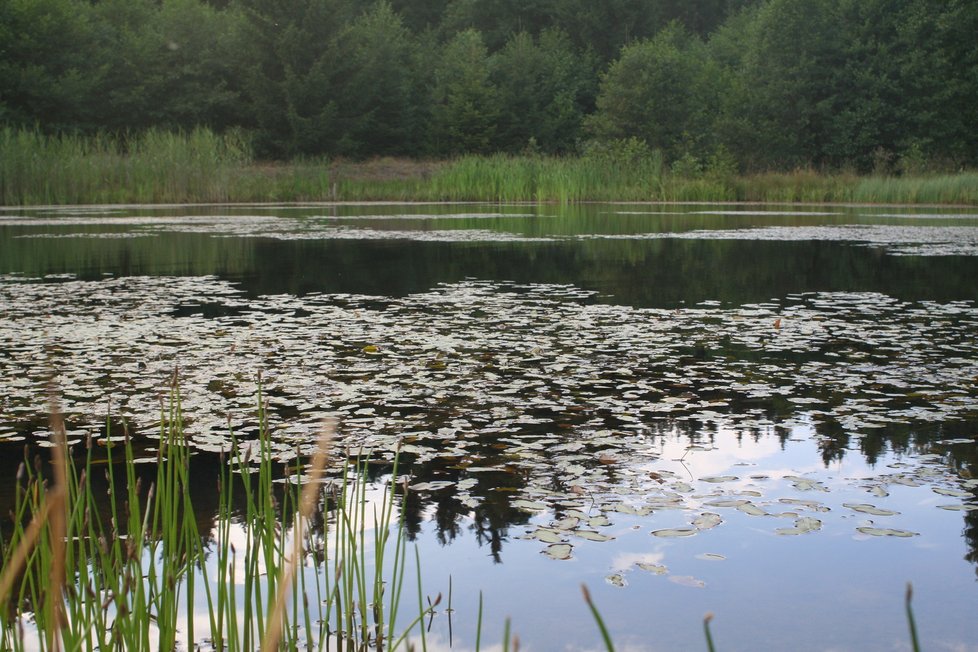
[1,202,977,651]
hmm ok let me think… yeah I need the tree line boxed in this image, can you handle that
[2,0,976,172]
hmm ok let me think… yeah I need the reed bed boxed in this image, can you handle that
[3,128,976,205]
[0,376,436,651]
[0,127,249,205]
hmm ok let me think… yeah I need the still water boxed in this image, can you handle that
[1,202,977,650]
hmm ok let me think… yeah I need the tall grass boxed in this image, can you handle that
[3,127,976,205]
[0,127,250,205]
[0,375,434,651]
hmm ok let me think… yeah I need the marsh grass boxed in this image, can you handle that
[0,376,435,651]
[3,128,976,205]
[0,127,251,205]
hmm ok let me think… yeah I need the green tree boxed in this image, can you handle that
[897,0,978,167]
[586,24,721,162]
[388,0,451,32]
[715,0,978,171]
[331,3,424,157]
[441,0,558,51]
[429,29,498,155]
[0,0,101,130]
[88,0,242,132]
[490,29,596,153]
[234,0,356,158]
[551,0,758,63]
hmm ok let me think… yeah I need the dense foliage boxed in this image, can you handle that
[2,0,976,171]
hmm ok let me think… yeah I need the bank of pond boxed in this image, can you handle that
[2,128,977,206]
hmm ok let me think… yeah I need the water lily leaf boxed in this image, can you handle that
[856,527,919,538]
[615,504,653,516]
[843,503,899,516]
[605,574,627,587]
[778,498,830,512]
[651,527,697,538]
[784,476,829,492]
[696,553,726,561]
[528,528,565,544]
[700,475,738,483]
[692,513,722,530]
[736,502,768,516]
[933,487,972,498]
[636,563,668,575]
[543,543,573,560]
[409,481,454,491]
[553,517,581,530]
[574,530,614,542]
[512,499,548,512]
[776,517,822,535]
[704,499,748,508]
[867,485,889,498]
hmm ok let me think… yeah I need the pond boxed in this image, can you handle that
[1,202,977,651]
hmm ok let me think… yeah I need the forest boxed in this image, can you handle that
[2,0,977,173]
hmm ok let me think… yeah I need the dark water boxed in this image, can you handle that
[1,202,977,651]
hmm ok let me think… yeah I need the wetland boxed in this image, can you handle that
[1,202,977,651]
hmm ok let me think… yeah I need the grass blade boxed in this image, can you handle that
[906,583,920,652]
[581,584,615,652]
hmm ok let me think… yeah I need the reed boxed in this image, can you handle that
[0,127,249,205]
[0,376,436,651]
[2,127,977,205]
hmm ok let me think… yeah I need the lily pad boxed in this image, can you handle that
[636,562,669,575]
[651,527,698,538]
[692,513,723,530]
[605,574,627,587]
[696,553,726,561]
[574,530,615,542]
[776,517,822,536]
[843,503,900,516]
[543,543,574,560]
[528,528,565,544]
[856,527,919,538]
[933,487,972,498]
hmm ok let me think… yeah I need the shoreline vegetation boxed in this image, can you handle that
[2,128,977,207]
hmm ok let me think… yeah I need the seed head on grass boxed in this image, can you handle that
[581,584,615,652]
[704,612,716,652]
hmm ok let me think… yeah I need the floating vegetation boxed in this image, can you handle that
[0,273,976,565]
[583,224,978,256]
[843,503,900,516]
[856,527,920,538]
[775,517,823,536]
[543,543,573,560]
[652,528,698,538]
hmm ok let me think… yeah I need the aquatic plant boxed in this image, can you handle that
[0,376,437,651]
[3,128,978,205]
